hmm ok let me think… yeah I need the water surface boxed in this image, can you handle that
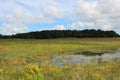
[52,51,120,66]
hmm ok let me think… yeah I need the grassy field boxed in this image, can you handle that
[0,38,120,80]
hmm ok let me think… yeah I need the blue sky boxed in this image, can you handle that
[0,0,120,35]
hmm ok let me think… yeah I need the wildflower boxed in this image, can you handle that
[63,65,69,70]
[25,64,40,74]
[74,66,82,72]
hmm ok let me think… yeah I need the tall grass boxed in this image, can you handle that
[0,38,120,58]
[0,38,120,80]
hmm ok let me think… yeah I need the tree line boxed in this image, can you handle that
[0,29,119,39]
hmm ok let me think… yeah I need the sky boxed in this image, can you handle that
[0,0,120,35]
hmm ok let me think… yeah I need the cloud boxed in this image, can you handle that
[1,23,28,35]
[71,22,94,29]
[0,0,65,34]
[39,24,66,31]
[43,5,63,18]
[0,0,120,34]
[54,25,66,30]
[75,0,120,31]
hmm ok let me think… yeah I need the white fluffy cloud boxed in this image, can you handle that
[1,23,28,35]
[54,25,66,30]
[75,0,120,31]
[43,5,63,18]
[0,0,120,34]
[72,22,94,29]
[0,0,65,34]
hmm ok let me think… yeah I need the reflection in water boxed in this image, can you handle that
[74,51,104,56]
[52,52,120,66]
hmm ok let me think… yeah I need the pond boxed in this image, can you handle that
[52,51,120,66]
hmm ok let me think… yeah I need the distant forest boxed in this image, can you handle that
[0,29,119,39]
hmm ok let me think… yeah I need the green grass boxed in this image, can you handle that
[0,38,120,57]
[0,38,120,80]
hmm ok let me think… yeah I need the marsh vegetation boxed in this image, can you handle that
[0,38,120,80]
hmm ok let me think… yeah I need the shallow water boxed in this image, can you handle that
[52,52,120,66]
